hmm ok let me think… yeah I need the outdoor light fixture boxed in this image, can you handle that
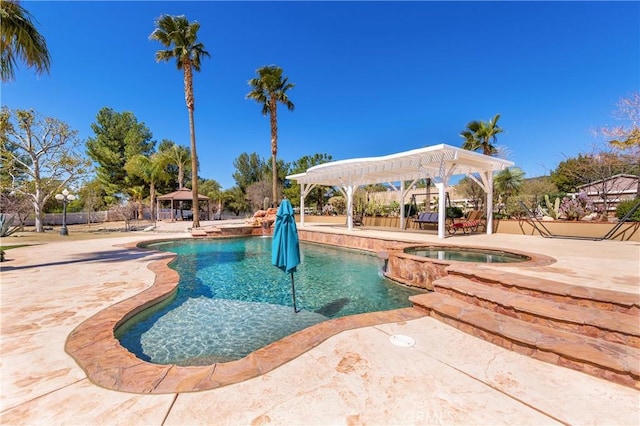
[55,188,76,236]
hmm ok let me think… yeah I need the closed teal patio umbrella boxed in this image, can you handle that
[271,199,301,312]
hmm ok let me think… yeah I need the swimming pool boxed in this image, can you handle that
[116,238,425,366]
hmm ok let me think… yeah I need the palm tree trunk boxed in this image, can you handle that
[138,197,144,220]
[184,62,200,228]
[270,99,278,205]
[188,108,199,227]
[150,183,156,220]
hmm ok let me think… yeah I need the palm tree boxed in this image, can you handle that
[0,0,51,81]
[150,14,210,228]
[494,167,525,214]
[246,65,295,205]
[159,140,191,189]
[460,114,503,156]
[125,153,171,220]
[126,185,146,221]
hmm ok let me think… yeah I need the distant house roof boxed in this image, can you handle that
[576,174,639,189]
[156,188,210,201]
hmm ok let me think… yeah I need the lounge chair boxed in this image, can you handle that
[448,210,484,235]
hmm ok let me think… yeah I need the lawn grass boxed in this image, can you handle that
[0,244,33,251]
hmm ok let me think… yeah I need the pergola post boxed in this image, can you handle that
[399,181,405,229]
[298,182,317,227]
[483,171,494,235]
[398,178,419,230]
[300,185,306,227]
[471,171,494,235]
[345,184,354,231]
[435,182,447,239]
[337,178,357,230]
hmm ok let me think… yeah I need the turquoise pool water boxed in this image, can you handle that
[116,238,424,366]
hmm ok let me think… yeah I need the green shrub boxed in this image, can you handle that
[385,200,401,216]
[0,214,20,237]
[503,195,530,219]
[615,199,640,222]
[403,203,417,217]
[446,207,464,219]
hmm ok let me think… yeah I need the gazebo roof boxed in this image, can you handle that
[287,143,514,186]
[156,188,209,201]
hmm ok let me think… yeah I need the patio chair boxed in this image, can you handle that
[448,210,484,235]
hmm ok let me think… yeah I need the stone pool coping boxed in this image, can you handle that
[64,240,427,394]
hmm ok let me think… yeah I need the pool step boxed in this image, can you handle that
[192,226,222,238]
[446,265,639,315]
[410,291,640,389]
[434,275,640,348]
[409,271,640,389]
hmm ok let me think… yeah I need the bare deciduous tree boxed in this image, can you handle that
[456,177,485,210]
[246,180,278,211]
[0,108,90,232]
[595,92,640,154]
[109,201,140,231]
[0,192,31,228]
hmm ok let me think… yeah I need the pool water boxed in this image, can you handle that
[405,246,529,263]
[116,238,425,365]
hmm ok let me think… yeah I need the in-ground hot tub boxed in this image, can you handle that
[404,246,530,263]
[382,245,554,291]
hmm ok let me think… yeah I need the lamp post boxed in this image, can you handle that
[55,189,76,236]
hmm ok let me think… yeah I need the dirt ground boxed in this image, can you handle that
[0,220,156,247]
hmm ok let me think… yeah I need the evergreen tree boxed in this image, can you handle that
[86,107,154,202]
[232,152,268,192]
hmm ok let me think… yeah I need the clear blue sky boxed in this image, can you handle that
[3,1,638,190]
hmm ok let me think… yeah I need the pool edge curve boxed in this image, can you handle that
[64,238,427,394]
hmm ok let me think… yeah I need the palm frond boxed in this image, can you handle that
[0,0,51,81]
[149,14,209,72]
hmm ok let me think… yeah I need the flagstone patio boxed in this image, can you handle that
[1,222,638,425]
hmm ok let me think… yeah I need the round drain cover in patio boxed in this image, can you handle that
[389,335,415,347]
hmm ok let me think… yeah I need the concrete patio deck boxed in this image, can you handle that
[1,221,638,425]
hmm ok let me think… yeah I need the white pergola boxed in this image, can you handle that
[287,143,514,239]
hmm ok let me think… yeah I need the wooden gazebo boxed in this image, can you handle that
[156,188,210,221]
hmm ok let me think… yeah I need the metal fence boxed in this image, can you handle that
[6,208,242,226]
[7,210,139,226]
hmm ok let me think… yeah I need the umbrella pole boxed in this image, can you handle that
[290,272,300,313]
